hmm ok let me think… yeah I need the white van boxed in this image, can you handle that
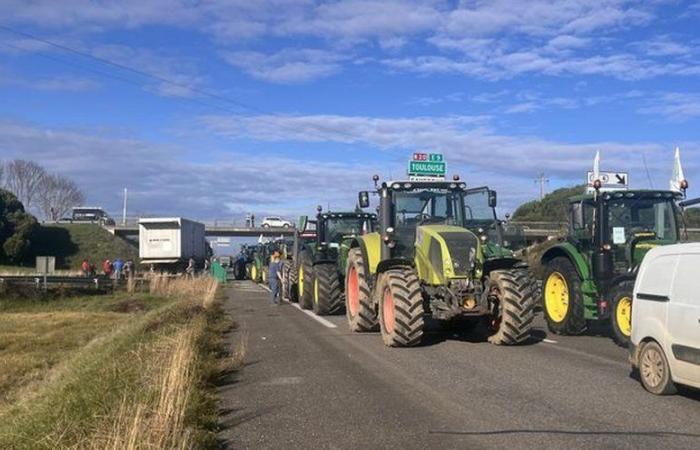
[630,243,700,395]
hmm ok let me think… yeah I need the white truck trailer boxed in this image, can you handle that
[139,218,208,271]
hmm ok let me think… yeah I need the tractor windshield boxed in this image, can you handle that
[394,189,465,227]
[324,216,374,242]
[605,194,679,245]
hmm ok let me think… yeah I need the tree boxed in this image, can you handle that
[38,174,85,221]
[0,161,4,186]
[512,185,586,222]
[4,160,46,213]
[0,189,38,263]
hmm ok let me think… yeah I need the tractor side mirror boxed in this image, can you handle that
[572,203,585,230]
[358,191,370,209]
[488,190,497,208]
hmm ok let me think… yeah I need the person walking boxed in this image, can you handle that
[186,257,195,278]
[268,250,284,305]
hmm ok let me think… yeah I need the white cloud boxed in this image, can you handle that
[0,74,100,92]
[221,48,345,83]
[637,92,700,121]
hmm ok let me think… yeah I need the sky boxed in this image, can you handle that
[1,0,700,225]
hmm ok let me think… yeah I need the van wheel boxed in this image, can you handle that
[639,341,677,395]
[610,281,634,348]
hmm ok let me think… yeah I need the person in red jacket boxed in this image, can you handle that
[103,259,113,277]
[81,259,90,277]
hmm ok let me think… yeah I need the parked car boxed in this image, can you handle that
[261,216,292,228]
[630,243,700,395]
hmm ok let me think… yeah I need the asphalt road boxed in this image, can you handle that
[217,281,700,450]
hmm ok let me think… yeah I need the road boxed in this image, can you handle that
[217,281,700,450]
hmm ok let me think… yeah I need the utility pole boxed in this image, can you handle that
[122,188,128,226]
[534,173,549,200]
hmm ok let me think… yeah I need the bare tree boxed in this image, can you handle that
[38,174,85,221]
[4,160,47,211]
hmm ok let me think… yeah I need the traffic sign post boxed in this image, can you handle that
[586,171,629,193]
[408,153,446,179]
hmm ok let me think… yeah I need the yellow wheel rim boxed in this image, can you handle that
[616,296,632,337]
[298,265,304,297]
[314,277,319,304]
[545,271,569,323]
[251,265,257,281]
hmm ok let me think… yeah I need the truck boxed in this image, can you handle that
[138,217,208,271]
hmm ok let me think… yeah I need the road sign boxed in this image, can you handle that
[408,153,446,178]
[587,171,629,192]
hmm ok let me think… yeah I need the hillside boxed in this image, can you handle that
[512,185,586,222]
[31,224,138,270]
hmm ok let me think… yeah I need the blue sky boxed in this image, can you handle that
[1,0,700,224]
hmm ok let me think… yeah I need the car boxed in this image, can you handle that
[629,243,700,395]
[261,216,292,228]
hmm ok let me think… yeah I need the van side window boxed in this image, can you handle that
[671,254,700,306]
[637,255,678,296]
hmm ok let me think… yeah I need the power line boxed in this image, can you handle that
[534,172,549,200]
[0,25,363,143]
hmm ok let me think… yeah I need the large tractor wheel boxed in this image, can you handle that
[611,280,634,348]
[312,263,343,315]
[345,248,377,332]
[297,252,313,309]
[261,266,269,285]
[377,268,424,347]
[289,263,299,303]
[245,263,252,280]
[542,257,586,335]
[250,264,259,283]
[486,269,535,345]
[281,261,291,301]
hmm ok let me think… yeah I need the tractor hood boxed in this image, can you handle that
[416,225,479,282]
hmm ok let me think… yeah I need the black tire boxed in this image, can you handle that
[542,257,586,335]
[281,261,291,301]
[262,223,270,228]
[245,263,251,280]
[610,280,634,348]
[283,223,290,229]
[312,263,343,315]
[639,341,677,395]
[345,248,377,331]
[487,269,536,345]
[289,263,299,303]
[377,268,424,347]
[261,266,269,285]
[297,252,313,310]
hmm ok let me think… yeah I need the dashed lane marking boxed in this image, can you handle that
[543,338,558,344]
[290,303,338,329]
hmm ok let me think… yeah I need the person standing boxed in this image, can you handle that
[103,259,113,277]
[268,250,284,305]
[81,259,90,277]
[113,258,124,280]
[186,257,195,278]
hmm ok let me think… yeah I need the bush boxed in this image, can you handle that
[0,189,38,263]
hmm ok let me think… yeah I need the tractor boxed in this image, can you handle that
[540,150,699,347]
[540,188,692,346]
[294,209,377,315]
[346,176,536,347]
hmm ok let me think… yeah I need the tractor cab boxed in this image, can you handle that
[315,210,377,261]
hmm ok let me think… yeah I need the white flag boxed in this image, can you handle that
[669,147,686,192]
[593,150,601,183]
[258,233,264,243]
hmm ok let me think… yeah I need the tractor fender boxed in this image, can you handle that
[611,272,637,287]
[349,233,381,276]
[482,257,525,275]
[541,242,591,280]
[376,258,414,274]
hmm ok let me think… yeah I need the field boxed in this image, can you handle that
[0,277,241,449]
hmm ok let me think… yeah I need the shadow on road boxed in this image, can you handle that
[429,428,700,438]
[415,318,547,348]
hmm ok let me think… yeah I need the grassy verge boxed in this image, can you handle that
[0,276,242,449]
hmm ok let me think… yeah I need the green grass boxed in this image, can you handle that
[30,223,138,271]
[0,278,236,449]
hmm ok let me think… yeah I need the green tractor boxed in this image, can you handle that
[295,208,377,315]
[281,216,316,304]
[540,187,693,346]
[346,176,536,347]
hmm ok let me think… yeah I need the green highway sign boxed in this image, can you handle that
[408,161,446,178]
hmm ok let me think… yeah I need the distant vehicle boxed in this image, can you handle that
[138,217,207,271]
[630,243,700,395]
[261,216,292,228]
[62,206,115,225]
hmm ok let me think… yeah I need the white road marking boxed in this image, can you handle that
[291,303,338,329]
[260,285,271,292]
[543,338,558,344]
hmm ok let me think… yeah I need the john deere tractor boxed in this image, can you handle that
[541,187,693,347]
[296,209,377,315]
[346,177,535,347]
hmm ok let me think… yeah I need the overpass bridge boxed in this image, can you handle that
[108,225,296,239]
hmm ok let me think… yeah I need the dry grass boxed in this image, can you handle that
[0,275,234,449]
